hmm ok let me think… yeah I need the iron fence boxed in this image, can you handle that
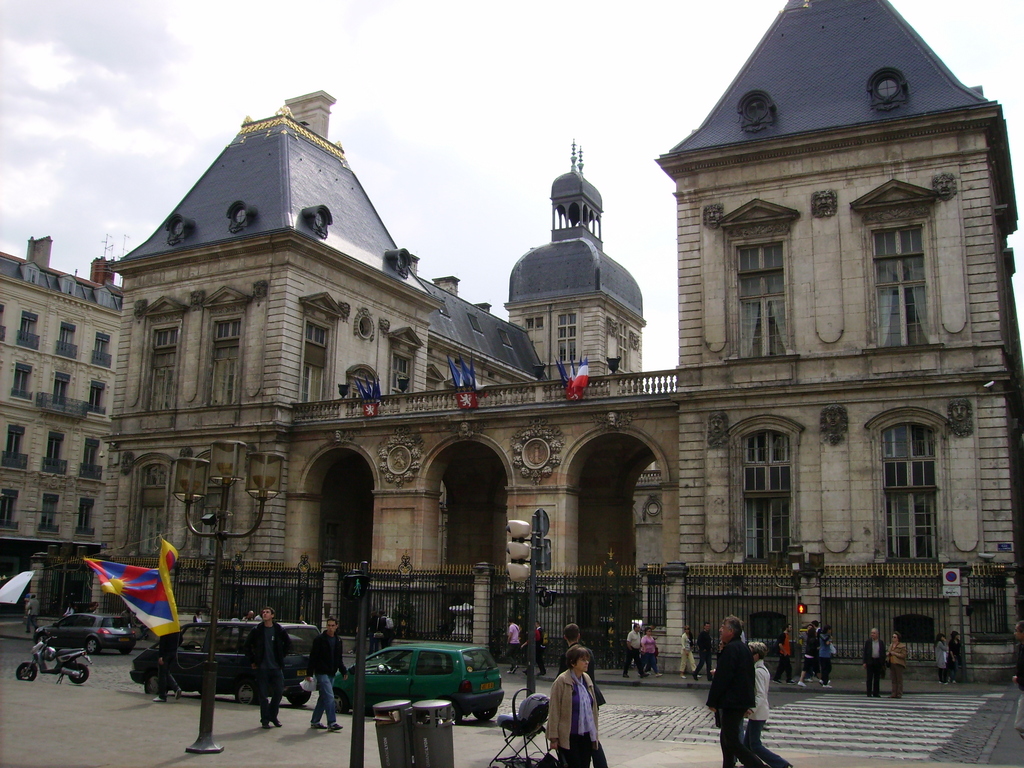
[684,565,795,648]
[967,566,1010,635]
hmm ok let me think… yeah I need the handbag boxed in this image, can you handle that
[537,750,565,768]
[593,681,606,707]
[373,631,385,639]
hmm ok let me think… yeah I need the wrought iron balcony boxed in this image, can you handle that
[55,340,78,359]
[1,451,28,470]
[41,457,67,475]
[37,521,60,534]
[0,325,5,342]
[16,329,39,349]
[86,403,106,416]
[91,349,112,367]
[36,392,89,418]
[79,463,104,480]
[0,519,18,531]
[74,525,95,537]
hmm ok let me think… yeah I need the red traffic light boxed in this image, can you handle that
[797,603,807,614]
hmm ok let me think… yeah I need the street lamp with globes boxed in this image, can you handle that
[172,440,283,754]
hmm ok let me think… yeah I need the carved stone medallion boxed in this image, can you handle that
[811,190,838,218]
[703,204,724,229]
[707,411,729,448]
[947,397,973,437]
[511,419,564,484]
[820,404,848,445]
[593,411,635,431]
[932,173,958,201]
[377,427,423,486]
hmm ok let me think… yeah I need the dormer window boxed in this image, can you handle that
[301,205,332,239]
[868,68,908,111]
[226,201,257,233]
[165,214,195,246]
[738,91,776,133]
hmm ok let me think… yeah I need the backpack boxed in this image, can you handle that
[385,616,394,630]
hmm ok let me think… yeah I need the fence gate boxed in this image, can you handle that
[684,566,795,647]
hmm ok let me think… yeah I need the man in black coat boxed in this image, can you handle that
[1011,619,1023,740]
[706,616,768,768]
[861,627,886,698]
[244,606,293,729]
[306,617,347,731]
[693,621,714,680]
[153,630,182,702]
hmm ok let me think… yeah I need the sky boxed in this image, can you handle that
[2,0,1022,372]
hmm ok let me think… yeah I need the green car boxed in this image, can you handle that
[333,643,503,723]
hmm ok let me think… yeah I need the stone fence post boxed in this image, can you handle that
[321,560,342,627]
[662,562,688,673]
[472,563,494,646]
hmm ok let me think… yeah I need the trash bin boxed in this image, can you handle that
[411,699,455,768]
[373,699,413,768]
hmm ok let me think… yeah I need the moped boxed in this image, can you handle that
[15,632,91,684]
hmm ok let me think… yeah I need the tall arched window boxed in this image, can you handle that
[139,463,168,554]
[882,424,936,559]
[744,431,791,560]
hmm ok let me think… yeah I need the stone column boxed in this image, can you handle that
[29,551,47,618]
[472,563,494,646]
[322,560,342,628]
[663,562,688,673]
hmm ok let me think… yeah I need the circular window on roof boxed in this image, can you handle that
[868,68,908,111]
[737,91,776,133]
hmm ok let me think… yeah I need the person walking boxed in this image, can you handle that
[622,622,645,678]
[817,624,834,688]
[773,624,794,684]
[558,624,608,768]
[947,631,962,683]
[796,623,819,687]
[640,626,662,676]
[244,606,292,728]
[887,631,908,698]
[507,620,523,673]
[862,627,886,698]
[706,615,768,768]
[152,630,183,702]
[744,642,792,768]
[534,621,547,676]
[549,646,600,768]
[1012,619,1024,741]
[23,593,39,635]
[694,621,714,681]
[935,633,949,684]
[307,616,346,732]
[680,625,696,678]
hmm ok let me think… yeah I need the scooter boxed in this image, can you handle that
[15,632,91,684]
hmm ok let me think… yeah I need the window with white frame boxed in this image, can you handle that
[875,227,926,347]
[76,498,94,534]
[557,313,577,361]
[211,319,241,405]
[744,431,791,560]
[739,243,786,357]
[301,322,327,402]
[391,353,410,393]
[152,327,179,410]
[0,489,17,528]
[40,494,59,532]
[882,423,936,559]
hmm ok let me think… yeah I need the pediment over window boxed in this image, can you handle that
[203,286,250,313]
[388,326,424,348]
[143,297,188,318]
[299,292,345,319]
[720,199,800,237]
[850,180,937,222]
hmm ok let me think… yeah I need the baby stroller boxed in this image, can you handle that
[490,688,549,768]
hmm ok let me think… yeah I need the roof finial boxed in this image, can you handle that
[571,140,578,172]
[578,145,584,176]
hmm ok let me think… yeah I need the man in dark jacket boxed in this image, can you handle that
[244,606,292,729]
[861,627,886,698]
[706,615,768,768]
[1012,619,1023,740]
[307,617,347,732]
[153,630,182,702]
[693,621,714,681]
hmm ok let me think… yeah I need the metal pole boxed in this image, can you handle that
[349,560,370,768]
[526,511,540,695]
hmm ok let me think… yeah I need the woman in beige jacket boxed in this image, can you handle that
[548,646,600,768]
[887,631,908,698]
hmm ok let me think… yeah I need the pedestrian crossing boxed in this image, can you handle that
[597,694,986,761]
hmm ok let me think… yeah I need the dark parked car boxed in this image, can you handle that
[35,613,138,654]
[333,643,503,723]
[129,620,319,706]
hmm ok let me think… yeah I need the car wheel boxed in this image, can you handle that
[144,672,160,695]
[65,662,90,684]
[286,691,311,707]
[119,644,136,655]
[234,678,258,705]
[449,701,465,724]
[85,637,101,655]
[16,662,37,681]
[335,689,351,715]
[473,708,498,721]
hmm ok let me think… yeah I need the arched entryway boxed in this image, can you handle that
[319,450,375,564]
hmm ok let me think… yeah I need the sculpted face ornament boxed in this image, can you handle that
[932,173,958,201]
[947,397,973,437]
[707,411,729,448]
[820,404,849,445]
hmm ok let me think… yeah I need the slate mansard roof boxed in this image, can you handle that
[123,114,422,292]
[0,252,123,311]
[665,0,991,156]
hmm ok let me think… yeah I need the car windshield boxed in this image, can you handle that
[462,648,497,671]
[286,626,321,655]
[101,617,131,629]
[367,649,413,674]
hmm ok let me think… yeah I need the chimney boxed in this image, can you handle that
[90,257,115,285]
[474,302,492,314]
[432,276,460,296]
[284,91,336,138]
[26,236,52,268]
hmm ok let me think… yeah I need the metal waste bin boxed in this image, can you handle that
[411,699,455,768]
[373,699,413,768]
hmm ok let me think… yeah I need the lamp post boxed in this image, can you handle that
[172,441,283,754]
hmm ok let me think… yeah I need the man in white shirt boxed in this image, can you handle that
[622,622,646,678]
[506,621,523,673]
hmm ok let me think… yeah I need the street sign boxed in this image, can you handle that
[942,584,962,597]
[942,567,961,586]
[533,508,550,537]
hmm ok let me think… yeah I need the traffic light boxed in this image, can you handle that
[342,571,370,601]
[797,602,807,615]
[506,519,532,582]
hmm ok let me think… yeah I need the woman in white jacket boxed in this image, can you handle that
[679,625,695,678]
[744,642,792,768]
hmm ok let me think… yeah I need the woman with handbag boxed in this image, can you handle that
[680,625,696,678]
[640,626,662,676]
[887,631,908,698]
[548,646,600,768]
[935,633,949,684]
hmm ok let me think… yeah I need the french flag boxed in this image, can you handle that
[566,356,590,400]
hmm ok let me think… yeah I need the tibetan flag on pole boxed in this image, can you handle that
[84,539,180,636]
